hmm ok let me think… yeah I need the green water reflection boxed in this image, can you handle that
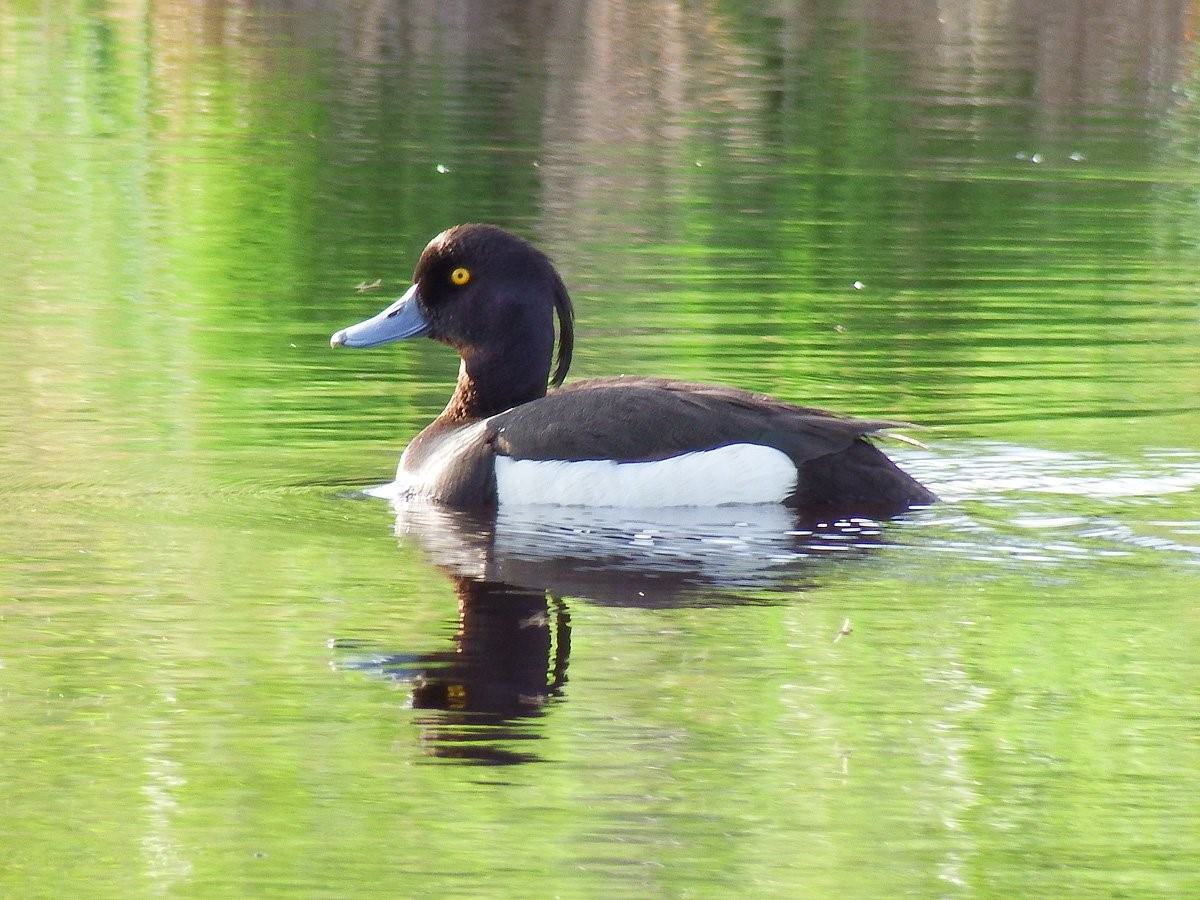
[2,1,1199,895]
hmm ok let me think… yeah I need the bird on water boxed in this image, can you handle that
[330,224,935,519]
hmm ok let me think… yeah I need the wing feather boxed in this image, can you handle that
[487,376,899,466]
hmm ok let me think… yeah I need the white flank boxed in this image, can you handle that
[494,443,797,507]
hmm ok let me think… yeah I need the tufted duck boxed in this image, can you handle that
[330,224,935,517]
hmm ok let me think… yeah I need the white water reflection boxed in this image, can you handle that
[366,441,1200,596]
[906,442,1200,501]
[387,497,889,605]
[900,442,1200,566]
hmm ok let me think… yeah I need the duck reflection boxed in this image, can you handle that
[337,499,898,764]
[392,500,886,607]
[335,574,569,765]
[410,576,570,719]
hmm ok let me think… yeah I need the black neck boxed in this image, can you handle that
[441,349,551,421]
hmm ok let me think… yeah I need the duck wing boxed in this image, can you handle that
[487,376,899,464]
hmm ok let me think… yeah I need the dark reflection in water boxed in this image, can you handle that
[408,579,570,719]
[338,575,570,765]
[337,500,897,763]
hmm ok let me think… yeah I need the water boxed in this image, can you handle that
[2,2,1199,895]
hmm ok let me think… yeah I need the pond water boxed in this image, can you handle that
[3,2,1199,895]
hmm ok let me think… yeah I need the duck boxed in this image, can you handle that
[330,224,935,518]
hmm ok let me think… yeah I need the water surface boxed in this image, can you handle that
[2,2,1199,895]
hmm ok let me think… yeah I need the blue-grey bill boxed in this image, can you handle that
[330,284,430,348]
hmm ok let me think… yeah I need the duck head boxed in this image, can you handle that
[331,224,574,418]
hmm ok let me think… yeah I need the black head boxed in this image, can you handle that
[331,224,574,392]
[414,225,574,386]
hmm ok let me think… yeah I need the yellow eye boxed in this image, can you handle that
[450,267,470,286]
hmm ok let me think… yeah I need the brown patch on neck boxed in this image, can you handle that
[439,356,549,422]
[441,367,485,421]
